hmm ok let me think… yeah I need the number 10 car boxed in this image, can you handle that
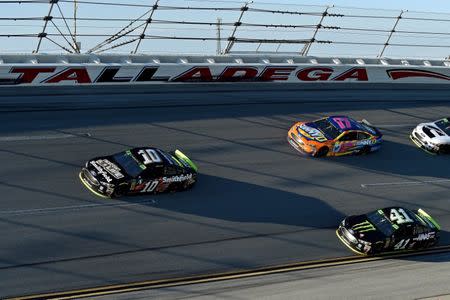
[79,147,198,198]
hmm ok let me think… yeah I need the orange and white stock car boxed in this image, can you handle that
[288,116,383,157]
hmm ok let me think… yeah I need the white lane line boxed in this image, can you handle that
[374,124,416,128]
[0,132,91,142]
[361,179,450,188]
[0,199,156,216]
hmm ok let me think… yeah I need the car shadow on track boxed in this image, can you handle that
[1,101,449,136]
[328,139,450,180]
[153,174,344,230]
[141,174,449,263]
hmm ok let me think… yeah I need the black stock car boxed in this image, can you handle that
[79,147,198,198]
[336,207,440,255]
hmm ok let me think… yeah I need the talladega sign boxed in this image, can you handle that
[0,64,449,85]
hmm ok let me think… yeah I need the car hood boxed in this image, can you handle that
[85,156,131,185]
[344,215,386,242]
[296,122,331,142]
[417,123,450,143]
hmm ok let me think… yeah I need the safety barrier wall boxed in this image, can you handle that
[0,55,448,107]
[0,54,449,86]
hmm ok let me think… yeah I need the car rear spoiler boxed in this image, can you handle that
[361,119,382,137]
[174,149,198,172]
[417,208,441,230]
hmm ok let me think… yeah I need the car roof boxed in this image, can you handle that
[326,116,365,133]
[376,207,421,227]
[129,147,172,166]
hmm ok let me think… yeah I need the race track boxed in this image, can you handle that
[95,252,450,300]
[1,95,450,297]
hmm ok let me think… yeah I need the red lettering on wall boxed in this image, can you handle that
[333,68,368,81]
[218,67,258,81]
[387,69,450,81]
[259,67,296,81]
[172,67,213,82]
[10,67,56,84]
[297,67,334,81]
[45,67,92,83]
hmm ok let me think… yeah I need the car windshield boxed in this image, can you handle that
[313,118,341,139]
[367,210,396,236]
[435,118,450,135]
[113,151,144,177]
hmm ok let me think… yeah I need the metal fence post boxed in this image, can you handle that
[133,0,159,54]
[378,10,404,57]
[35,0,58,53]
[224,1,252,54]
[300,5,331,56]
[216,18,222,55]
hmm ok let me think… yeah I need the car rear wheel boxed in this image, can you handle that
[183,181,196,190]
[314,147,329,158]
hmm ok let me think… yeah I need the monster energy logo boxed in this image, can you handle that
[352,220,376,232]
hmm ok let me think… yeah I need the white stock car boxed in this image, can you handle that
[410,118,450,154]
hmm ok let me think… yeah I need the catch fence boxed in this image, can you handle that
[0,0,449,59]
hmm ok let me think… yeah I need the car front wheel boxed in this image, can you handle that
[314,147,329,158]
[112,183,129,198]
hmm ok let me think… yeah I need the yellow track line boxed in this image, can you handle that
[8,245,450,300]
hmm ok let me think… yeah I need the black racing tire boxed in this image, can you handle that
[361,146,371,155]
[182,180,196,191]
[314,146,329,158]
[112,184,129,198]
[430,237,440,247]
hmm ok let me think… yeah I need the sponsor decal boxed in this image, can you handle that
[357,139,377,146]
[334,141,357,153]
[93,159,124,180]
[90,161,114,183]
[298,124,327,142]
[162,174,193,183]
[414,232,434,241]
[352,220,376,232]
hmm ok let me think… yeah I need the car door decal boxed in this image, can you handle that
[394,238,410,250]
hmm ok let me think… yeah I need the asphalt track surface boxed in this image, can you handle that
[1,95,450,297]
[93,252,450,300]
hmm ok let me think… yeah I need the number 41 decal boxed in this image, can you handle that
[394,238,410,250]
[390,208,413,225]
